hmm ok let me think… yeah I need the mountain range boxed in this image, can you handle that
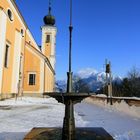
[56,68,122,92]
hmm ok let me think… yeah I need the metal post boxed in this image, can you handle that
[105,59,109,103]
[67,72,73,93]
[63,0,76,139]
[109,61,113,105]
[62,100,75,140]
[67,0,73,93]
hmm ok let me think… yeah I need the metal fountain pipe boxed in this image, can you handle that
[67,0,73,93]
[62,0,76,139]
[69,0,72,73]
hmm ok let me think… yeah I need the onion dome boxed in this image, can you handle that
[43,1,55,26]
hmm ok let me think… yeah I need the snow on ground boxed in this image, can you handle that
[0,97,87,140]
[96,94,140,101]
[76,101,140,140]
[85,97,140,119]
[0,97,140,140]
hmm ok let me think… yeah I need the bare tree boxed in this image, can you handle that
[126,66,140,97]
[73,75,90,93]
[128,66,140,80]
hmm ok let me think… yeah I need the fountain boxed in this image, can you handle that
[24,0,114,139]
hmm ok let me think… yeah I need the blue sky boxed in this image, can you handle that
[16,0,140,80]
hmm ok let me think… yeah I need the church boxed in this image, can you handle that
[0,0,57,99]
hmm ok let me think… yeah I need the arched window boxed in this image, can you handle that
[21,29,24,37]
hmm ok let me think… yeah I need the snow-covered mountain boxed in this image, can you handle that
[75,69,106,91]
[56,68,122,92]
[76,68,97,79]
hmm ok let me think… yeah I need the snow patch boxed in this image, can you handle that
[0,97,58,106]
[85,97,140,119]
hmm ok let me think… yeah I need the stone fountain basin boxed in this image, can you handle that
[43,92,91,104]
[24,127,114,140]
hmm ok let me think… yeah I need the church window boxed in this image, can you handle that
[4,44,10,68]
[29,73,36,85]
[21,29,24,37]
[7,9,13,21]
[46,35,50,43]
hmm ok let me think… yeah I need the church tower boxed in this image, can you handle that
[41,0,57,69]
